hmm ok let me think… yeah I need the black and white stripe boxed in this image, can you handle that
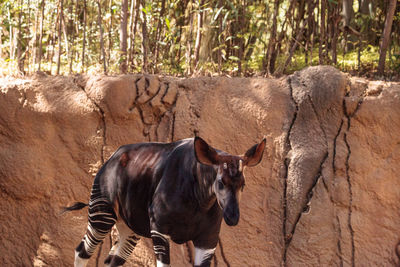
[194,247,216,267]
[151,230,170,266]
[104,222,141,266]
[75,181,117,266]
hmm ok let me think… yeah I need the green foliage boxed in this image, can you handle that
[0,0,399,77]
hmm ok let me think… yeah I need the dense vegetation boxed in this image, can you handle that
[0,0,399,78]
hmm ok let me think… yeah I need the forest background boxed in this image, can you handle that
[0,0,399,79]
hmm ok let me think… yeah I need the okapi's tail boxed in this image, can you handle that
[60,202,88,215]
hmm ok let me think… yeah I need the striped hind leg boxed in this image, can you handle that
[75,183,117,267]
[104,221,140,267]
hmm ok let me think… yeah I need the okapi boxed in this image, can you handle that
[64,136,266,267]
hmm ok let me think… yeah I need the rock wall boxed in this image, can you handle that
[0,66,399,266]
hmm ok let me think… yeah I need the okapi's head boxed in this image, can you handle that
[194,137,266,226]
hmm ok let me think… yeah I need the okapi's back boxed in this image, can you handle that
[96,138,194,236]
[121,138,194,180]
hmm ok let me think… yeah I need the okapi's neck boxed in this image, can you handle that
[193,162,217,211]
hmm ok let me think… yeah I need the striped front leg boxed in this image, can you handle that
[194,247,216,267]
[104,221,140,267]
[151,230,170,267]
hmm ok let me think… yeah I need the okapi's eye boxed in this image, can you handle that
[218,180,224,190]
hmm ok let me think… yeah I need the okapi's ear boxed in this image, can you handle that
[194,137,219,166]
[243,138,266,167]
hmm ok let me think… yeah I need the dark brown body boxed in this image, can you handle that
[98,138,221,246]
[70,136,266,267]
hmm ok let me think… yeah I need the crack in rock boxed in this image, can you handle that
[144,82,162,107]
[170,112,176,142]
[344,131,355,267]
[128,76,179,142]
[329,80,367,267]
[153,84,179,142]
[282,76,298,265]
[283,68,347,266]
[323,172,344,267]
[73,77,107,164]
[285,152,328,249]
[213,253,218,266]
[128,77,142,112]
[335,215,344,267]
[73,76,109,267]
[218,238,231,267]
[161,82,170,105]
[332,119,344,174]
[341,83,367,267]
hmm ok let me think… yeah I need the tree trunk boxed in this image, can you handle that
[319,0,326,64]
[359,0,376,46]
[269,0,294,74]
[217,0,223,72]
[264,0,280,74]
[377,0,397,75]
[140,0,148,72]
[282,25,305,73]
[304,0,315,65]
[0,17,2,58]
[129,0,140,71]
[186,2,194,75]
[237,2,247,75]
[17,0,24,74]
[56,0,63,75]
[359,0,372,15]
[178,2,188,66]
[194,0,205,69]
[294,0,306,37]
[31,0,39,71]
[74,0,82,65]
[38,0,45,71]
[128,0,135,70]
[331,2,340,65]
[177,23,183,64]
[49,10,58,74]
[343,0,355,51]
[67,3,74,74]
[8,5,15,61]
[154,0,166,68]
[26,0,31,73]
[108,0,113,66]
[62,14,69,67]
[343,0,354,27]
[81,0,87,73]
[68,0,78,73]
[281,0,307,73]
[244,35,257,62]
[120,0,129,73]
[97,0,107,74]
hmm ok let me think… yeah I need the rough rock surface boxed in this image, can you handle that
[0,66,399,266]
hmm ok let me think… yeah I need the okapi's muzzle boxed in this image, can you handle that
[223,198,240,226]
